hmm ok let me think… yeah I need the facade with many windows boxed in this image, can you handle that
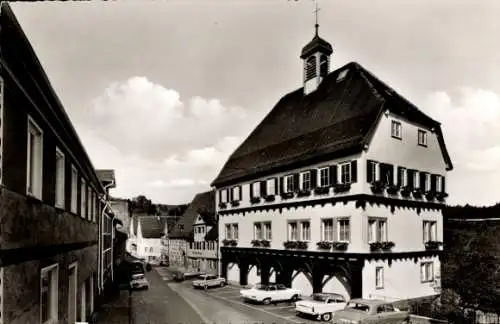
[212,25,452,302]
[0,3,117,323]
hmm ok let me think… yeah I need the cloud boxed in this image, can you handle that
[423,87,500,206]
[74,77,258,203]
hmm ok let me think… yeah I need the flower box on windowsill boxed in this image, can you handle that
[400,186,412,198]
[333,183,351,194]
[370,241,395,252]
[260,240,271,248]
[386,185,400,195]
[370,181,386,194]
[412,189,423,199]
[284,241,308,250]
[250,197,261,204]
[316,241,333,250]
[230,200,240,207]
[222,239,237,247]
[281,192,295,200]
[425,191,436,201]
[424,241,443,250]
[332,241,348,251]
[297,189,311,197]
[218,202,227,209]
[435,192,449,202]
[251,239,261,247]
[264,195,276,202]
[314,186,330,195]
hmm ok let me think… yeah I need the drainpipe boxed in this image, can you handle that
[98,180,115,294]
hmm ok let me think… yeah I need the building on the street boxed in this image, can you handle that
[212,23,453,303]
[109,197,132,235]
[184,191,218,274]
[0,3,118,323]
[128,214,169,264]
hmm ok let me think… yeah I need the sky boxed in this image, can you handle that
[10,0,500,206]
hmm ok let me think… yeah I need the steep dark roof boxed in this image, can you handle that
[138,216,169,239]
[169,190,215,239]
[211,62,453,187]
[204,226,218,241]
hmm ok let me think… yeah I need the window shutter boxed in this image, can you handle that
[260,180,267,197]
[330,165,338,185]
[311,169,318,188]
[229,188,234,202]
[419,172,426,191]
[238,185,242,200]
[279,177,284,195]
[430,175,437,192]
[218,189,222,204]
[441,176,446,193]
[274,178,278,195]
[407,170,414,189]
[351,161,358,183]
[386,164,394,186]
[397,167,403,187]
[366,160,374,183]
[293,173,300,192]
[249,183,254,199]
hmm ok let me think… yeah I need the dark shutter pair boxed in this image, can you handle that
[366,160,376,183]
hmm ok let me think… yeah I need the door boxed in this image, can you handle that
[68,265,77,324]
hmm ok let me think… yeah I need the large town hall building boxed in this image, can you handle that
[212,24,452,303]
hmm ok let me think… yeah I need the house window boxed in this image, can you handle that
[300,221,311,241]
[320,55,329,78]
[423,220,437,242]
[285,174,295,193]
[252,182,261,197]
[254,223,262,240]
[336,68,348,82]
[318,167,330,187]
[55,148,65,208]
[288,222,298,241]
[340,162,351,184]
[305,56,316,80]
[300,171,311,190]
[80,179,86,217]
[94,195,98,221]
[413,171,420,188]
[220,189,228,203]
[436,175,443,192]
[337,219,350,242]
[231,186,241,201]
[232,224,238,239]
[368,219,387,243]
[27,117,43,199]
[266,178,276,195]
[391,120,402,139]
[425,173,431,191]
[41,264,59,324]
[367,161,379,183]
[398,167,407,187]
[375,267,384,289]
[226,223,238,240]
[322,219,334,241]
[418,129,427,146]
[71,166,78,214]
[87,187,92,220]
[263,222,272,240]
[420,262,434,283]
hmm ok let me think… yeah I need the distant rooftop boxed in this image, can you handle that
[96,169,116,188]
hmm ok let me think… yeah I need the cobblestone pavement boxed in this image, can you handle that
[155,267,319,324]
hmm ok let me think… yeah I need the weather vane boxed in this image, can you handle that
[313,0,320,34]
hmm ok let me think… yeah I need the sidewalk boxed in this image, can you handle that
[95,289,133,324]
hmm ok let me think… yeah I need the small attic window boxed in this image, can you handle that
[319,55,329,78]
[336,69,348,82]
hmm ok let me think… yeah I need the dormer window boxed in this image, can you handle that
[391,120,402,139]
[336,69,348,82]
[319,55,328,78]
[305,56,316,81]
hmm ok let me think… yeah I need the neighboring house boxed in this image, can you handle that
[212,24,452,303]
[166,218,190,270]
[184,191,218,274]
[129,215,169,264]
[109,197,131,234]
[0,3,118,323]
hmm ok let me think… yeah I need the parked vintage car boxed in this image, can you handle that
[331,298,411,324]
[240,283,301,305]
[130,273,149,290]
[192,274,226,289]
[295,292,347,321]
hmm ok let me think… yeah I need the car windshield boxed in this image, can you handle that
[346,302,370,312]
[313,294,329,302]
[132,274,144,280]
[198,275,209,279]
[255,284,272,291]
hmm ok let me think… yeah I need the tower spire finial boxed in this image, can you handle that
[313,0,320,36]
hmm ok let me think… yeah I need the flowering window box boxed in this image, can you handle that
[332,241,348,251]
[297,189,311,197]
[400,186,412,198]
[370,241,395,252]
[425,241,443,250]
[316,241,332,250]
[386,185,400,195]
[222,239,237,247]
[250,197,261,204]
[436,192,449,202]
[370,181,386,194]
[281,192,295,200]
[314,186,330,195]
[260,240,271,248]
[218,202,227,209]
[284,241,308,250]
[334,183,351,194]
[296,241,308,250]
[230,200,240,207]
[264,195,276,202]
[425,191,436,201]
[412,189,423,199]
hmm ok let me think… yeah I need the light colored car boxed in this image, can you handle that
[130,273,149,290]
[240,283,301,305]
[295,292,347,321]
[332,298,411,324]
[192,274,226,289]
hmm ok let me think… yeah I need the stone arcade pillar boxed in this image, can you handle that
[312,263,326,294]
[350,261,364,299]
[239,261,249,286]
[277,268,293,288]
[221,259,228,280]
[260,263,270,285]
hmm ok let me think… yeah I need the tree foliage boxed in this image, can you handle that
[129,195,156,215]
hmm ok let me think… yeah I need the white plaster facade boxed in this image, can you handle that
[186,215,218,274]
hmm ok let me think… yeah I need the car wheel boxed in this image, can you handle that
[220,282,225,287]
[321,312,332,322]
[263,298,272,305]
[204,284,208,290]
[291,294,299,302]
[402,319,412,324]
